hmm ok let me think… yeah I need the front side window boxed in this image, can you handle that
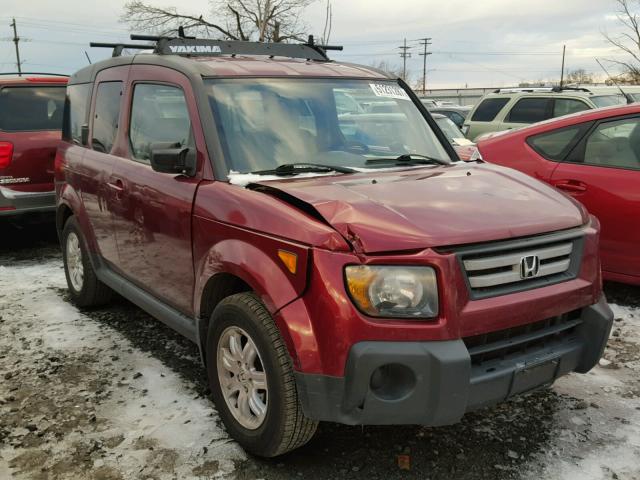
[63,83,91,144]
[129,84,192,162]
[553,99,590,117]
[507,98,552,123]
[206,79,450,174]
[470,98,509,122]
[0,86,65,131]
[92,82,122,153]
[583,117,640,170]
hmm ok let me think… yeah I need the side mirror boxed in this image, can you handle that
[149,142,196,176]
[81,125,89,146]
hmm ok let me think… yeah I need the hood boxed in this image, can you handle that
[250,163,588,254]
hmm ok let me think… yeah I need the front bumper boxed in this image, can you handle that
[294,295,613,426]
[0,186,55,216]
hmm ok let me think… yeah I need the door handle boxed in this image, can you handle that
[554,180,587,194]
[107,179,124,192]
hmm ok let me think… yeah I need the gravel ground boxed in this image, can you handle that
[0,217,639,480]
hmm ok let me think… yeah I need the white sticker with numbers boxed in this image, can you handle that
[369,83,411,101]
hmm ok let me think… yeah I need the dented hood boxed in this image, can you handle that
[251,163,588,254]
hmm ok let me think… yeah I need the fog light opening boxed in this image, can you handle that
[369,363,416,401]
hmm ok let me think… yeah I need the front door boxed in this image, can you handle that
[108,67,204,315]
[551,115,640,280]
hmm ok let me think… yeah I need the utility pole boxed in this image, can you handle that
[418,37,432,95]
[559,44,566,88]
[398,38,412,80]
[10,18,22,76]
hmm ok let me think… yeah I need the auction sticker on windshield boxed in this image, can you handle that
[369,83,411,101]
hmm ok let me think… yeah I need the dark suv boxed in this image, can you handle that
[55,35,613,457]
[0,74,67,216]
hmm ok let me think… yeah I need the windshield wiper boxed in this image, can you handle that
[252,163,357,176]
[365,154,450,166]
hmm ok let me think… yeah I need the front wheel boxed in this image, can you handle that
[207,292,318,457]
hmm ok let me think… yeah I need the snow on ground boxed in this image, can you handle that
[521,303,640,480]
[0,259,245,479]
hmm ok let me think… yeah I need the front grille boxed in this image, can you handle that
[463,310,582,366]
[453,229,584,299]
[464,241,573,288]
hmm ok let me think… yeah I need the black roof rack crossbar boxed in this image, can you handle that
[0,72,69,77]
[90,42,155,58]
[124,33,342,61]
[551,86,592,93]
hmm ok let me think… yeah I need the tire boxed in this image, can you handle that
[207,292,318,457]
[61,215,112,307]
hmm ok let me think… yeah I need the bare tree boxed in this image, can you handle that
[369,60,410,81]
[565,69,594,84]
[122,0,317,42]
[603,0,640,80]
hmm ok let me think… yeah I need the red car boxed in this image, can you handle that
[0,74,67,216]
[477,103,640,286]
[56,35,612,457]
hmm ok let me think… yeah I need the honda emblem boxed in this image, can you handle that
[520,255,540,279]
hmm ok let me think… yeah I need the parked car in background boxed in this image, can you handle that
[56,35,612,458]
[477,103,640,285]
[462,86,637,141]
[432,113,480,161]
[0,73,67,216]
[431,106,472,129]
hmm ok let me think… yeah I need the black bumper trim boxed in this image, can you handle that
[294,295,613,426]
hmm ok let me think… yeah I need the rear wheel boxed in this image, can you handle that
[62,216,112,307]
[207,292,317,457]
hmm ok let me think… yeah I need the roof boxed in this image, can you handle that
[69,52,390,85]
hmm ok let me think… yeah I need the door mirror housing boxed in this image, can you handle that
[81,125,89,146]
[149,142,196,176]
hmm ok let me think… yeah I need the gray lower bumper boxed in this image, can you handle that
[0,187,55,216]
[294,295,613,426]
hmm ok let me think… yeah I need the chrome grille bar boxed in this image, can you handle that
[464,242,573,289]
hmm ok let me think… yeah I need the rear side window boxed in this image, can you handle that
[92,82,123,153]
[63,83,91,144]
[0,86,65,132]
[527,125,587,161]
[507,98,552,123]
[553,99,590,117]
[471,98,509,122]
[129,84,192,162]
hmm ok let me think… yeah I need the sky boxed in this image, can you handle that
[0,0,633,89]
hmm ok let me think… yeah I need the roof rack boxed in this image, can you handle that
[89,42,155,58]
[493,87,554,94]
[90,29,343,62]
[551,86,592,93]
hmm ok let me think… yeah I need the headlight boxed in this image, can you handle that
[345,265,438,319]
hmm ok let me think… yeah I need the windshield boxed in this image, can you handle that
[591,94,627,108]
[206,79,451,174]
[435,116,464,143]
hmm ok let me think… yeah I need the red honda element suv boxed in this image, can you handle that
[0,73,67,216]
[55,34,613,457]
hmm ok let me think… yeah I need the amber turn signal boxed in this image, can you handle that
[278,250,298,274]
